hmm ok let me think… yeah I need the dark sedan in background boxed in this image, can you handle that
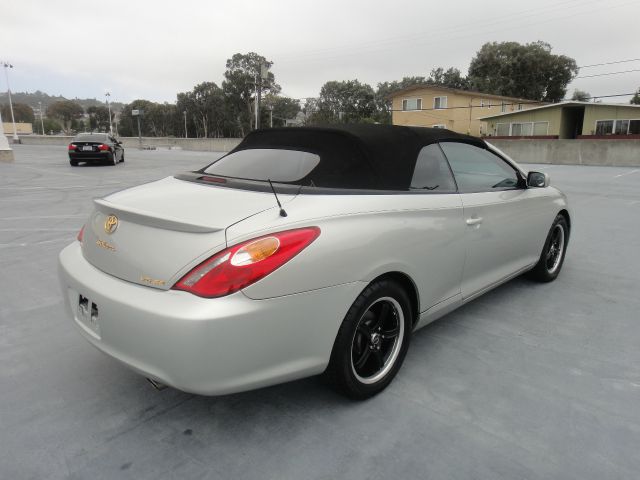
[68,133,124,166]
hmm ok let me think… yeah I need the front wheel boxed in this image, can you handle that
[527,214,569,282]
[325,279,412,399]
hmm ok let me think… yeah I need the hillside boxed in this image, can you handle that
[0,90,124,112]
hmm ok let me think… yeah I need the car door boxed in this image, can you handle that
[109,136,122,160]
[407,144,466,318]
[439,141,546,300]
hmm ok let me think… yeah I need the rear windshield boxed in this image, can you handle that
[73,134,108,142]
[203,149,321,182]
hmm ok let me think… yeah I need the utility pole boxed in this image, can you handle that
[38,101,45,135]
[254,63,270,130]
[2,62,19,142]
[183,110,187,138]
[105,92,112,134]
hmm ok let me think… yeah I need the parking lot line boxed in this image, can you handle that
[613,169,639,178]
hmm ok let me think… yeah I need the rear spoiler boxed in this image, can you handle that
[94,198,221,234]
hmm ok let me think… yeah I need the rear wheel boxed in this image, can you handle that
[109,152,117,166]
[120,151,125,163]
[325,279,412,399]
[527,214,569,282]
[69,159,78,166]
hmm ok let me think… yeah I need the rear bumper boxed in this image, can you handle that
[58,242,364,395]
[69,152,112,162]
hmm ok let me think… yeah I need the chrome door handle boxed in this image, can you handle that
[466,217,483,226]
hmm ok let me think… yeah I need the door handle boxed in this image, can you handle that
[466,216,483,226]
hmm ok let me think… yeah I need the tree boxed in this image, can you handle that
[40,117,62,135]
[571,89,591,101]
[631,88,640,105]
[117,100,156,137]
[177,82,225,138]
[222,52,280,136]
[1,102,35,123]
[428,67,470,90]
[311,80,376,124]
[467,41,578,102]
[262,95,300,127]
[47,100,84,133]
[87,106,110,131]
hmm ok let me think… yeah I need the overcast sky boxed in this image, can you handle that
[2,0,639,105]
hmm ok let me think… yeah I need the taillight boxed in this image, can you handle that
[173,227,320,298]
[77,225,85,243]
[68,144,77,150]
[98,144,109,151]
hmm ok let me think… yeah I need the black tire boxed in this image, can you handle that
[108,152,116,166]
[120,151,125,163]
[325,279,413,399]
[69,160,78,166]
[527,214,569,282]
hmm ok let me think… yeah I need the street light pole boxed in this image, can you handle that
[105,92,112,134]
[183,110,187,138]
[2,62,19,142]
[38,101,45,135]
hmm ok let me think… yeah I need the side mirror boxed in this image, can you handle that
[527,171,550,188]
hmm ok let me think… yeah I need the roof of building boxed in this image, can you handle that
[227,124,484,190]
[388,84,536,103]
[479,101,640,120]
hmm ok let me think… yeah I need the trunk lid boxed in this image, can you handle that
[82,176,292,289]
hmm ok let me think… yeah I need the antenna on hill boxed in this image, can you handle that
[267,179,288,217]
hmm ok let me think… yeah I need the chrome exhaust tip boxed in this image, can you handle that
[146,378,167,391]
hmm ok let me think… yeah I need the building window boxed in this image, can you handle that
[517,103,524,111]
[486,101,492,108]
[595,120,614,135]
[614,120,629,135]
[402,98,422,111]
[432,124,446,129]
[496,123,509,136]
[497,122,548,136]
[433,96,447,110]
[480,99,485,108]
[596,119,640,135]
[501,102,507,113]
[511,123,533,136]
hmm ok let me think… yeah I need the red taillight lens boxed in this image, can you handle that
[98,144,109,151]
[68,144,77,150]
[173,227,320,298]
[77,225,85,243]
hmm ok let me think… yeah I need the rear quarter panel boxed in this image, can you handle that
[228,193,466,314]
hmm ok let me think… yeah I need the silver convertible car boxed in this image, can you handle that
[59,125,570,399]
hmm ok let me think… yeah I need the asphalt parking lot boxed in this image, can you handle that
[1,144,639,479]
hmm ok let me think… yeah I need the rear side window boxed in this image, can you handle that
[204,149,321,182]
[439,142,520,193]
[410,144,457,192]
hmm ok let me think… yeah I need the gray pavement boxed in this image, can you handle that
[1,145,639,479]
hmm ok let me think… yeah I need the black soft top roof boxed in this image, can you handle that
[227,124,485,190]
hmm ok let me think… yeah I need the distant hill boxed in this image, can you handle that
[0,90,125,112]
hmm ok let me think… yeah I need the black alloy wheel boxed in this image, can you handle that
[326,279,412,399]
[528,214,569,282]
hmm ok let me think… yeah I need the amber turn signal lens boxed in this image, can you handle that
[231,237,280,266]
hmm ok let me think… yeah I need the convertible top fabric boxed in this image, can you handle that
[226,124,485,190]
